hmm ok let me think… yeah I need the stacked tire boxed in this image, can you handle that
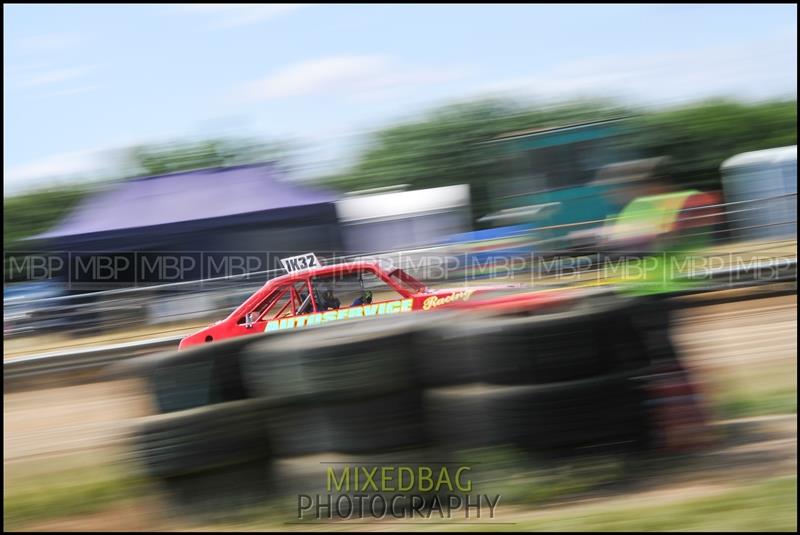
[141,334,260,413]
[418,295,658,457]
[240,314,431,457]
[127,334,275,515]
[132,399,273,515]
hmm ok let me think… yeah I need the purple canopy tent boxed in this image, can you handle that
[34,163,339,245]
[24,163,344,285]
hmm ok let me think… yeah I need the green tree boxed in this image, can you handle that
[126,137,297,177]
[631,98,797,189]
[4,185,89,249]
[322,97,630,218]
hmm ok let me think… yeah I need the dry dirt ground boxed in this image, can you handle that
[4,295,797,531]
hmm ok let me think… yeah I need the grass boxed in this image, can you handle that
[715,387,797,420]
[705,359,797,420]
[503,476,797,532]
[3,461,150,530]
[448,447,631,507]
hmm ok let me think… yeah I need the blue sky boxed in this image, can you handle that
[3,4,797,195]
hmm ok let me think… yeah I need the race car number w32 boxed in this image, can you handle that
[281,253,320,273]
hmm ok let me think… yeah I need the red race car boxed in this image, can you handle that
[179,253,575,349]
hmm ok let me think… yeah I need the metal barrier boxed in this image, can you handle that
[3,335,183,380]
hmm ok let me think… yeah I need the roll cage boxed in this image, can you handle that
[229,262,427,325]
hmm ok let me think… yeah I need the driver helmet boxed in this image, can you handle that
[322,284,336,301]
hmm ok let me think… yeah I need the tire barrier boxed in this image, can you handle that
[242,315,432,455]
[241,316,423,403]
[133,398,272,477]
[123,294,702,514]
[423,370,648,457]
[488,371,647,455]
[321,388,428,454]
[422,384,502,451]
[158,460,274,517]
[416,296,651,387]
[258,399,331,458]
[132,398,274,516]
[121,333,270,413]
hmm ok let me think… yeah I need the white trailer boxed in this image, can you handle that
[720,145,797,241]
